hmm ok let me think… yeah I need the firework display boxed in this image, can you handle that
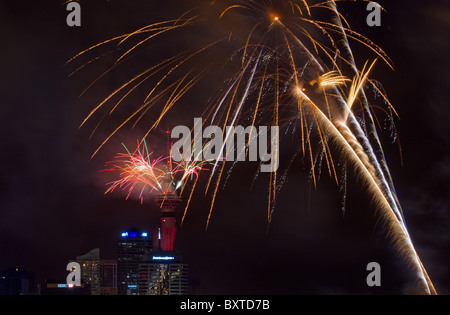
[70,1,437,294]
[102,139,211,203]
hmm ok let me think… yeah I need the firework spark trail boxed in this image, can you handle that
[309,61,436,294]
[295,82,434,293]
[72,0,436,294]
[297,4,433,290]
[335,122,434,294]
[337,60,404,222]
[102,142,166,202]
[327,55,435,292]
[210,49,263,178]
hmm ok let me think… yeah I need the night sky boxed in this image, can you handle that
[1,0,449,295]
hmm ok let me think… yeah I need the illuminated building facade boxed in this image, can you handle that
[71,249,118,295]
[117,230,152,295]
[76,248,101,295]
[138,254,188,295]
[135,189,189,295]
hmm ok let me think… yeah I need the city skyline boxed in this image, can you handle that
[1,226,196,295]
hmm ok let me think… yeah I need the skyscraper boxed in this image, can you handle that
[70,249,118,295]
[117,229,152,295]
[100,260,117,295]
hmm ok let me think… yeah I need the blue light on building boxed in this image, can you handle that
[121,231,148,238]
[118,229,153,295]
